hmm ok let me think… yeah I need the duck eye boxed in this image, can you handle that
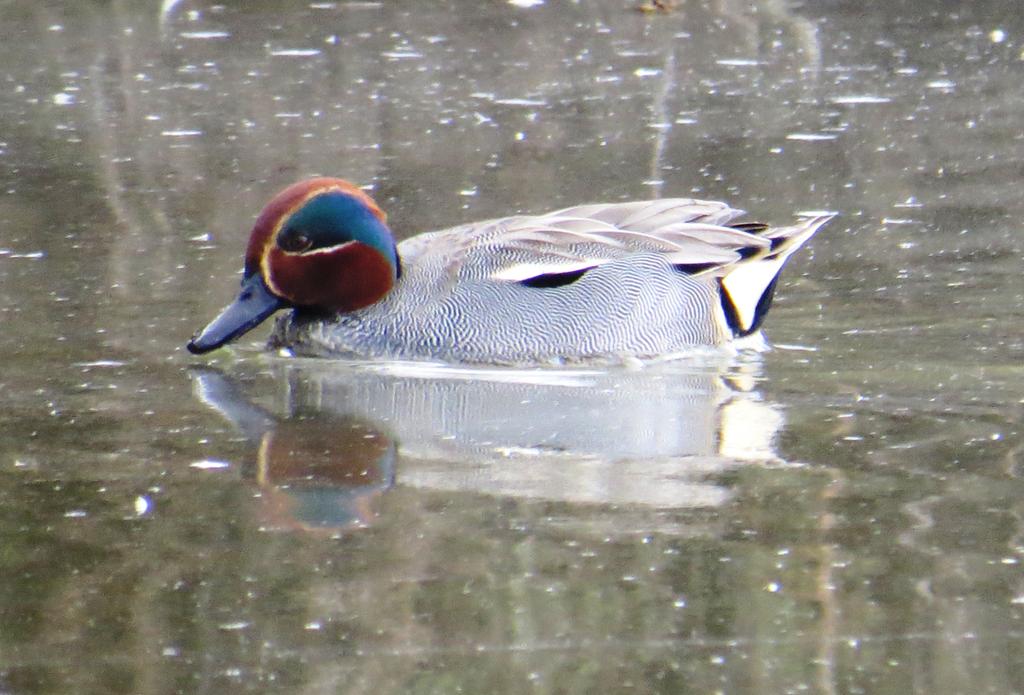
[278,229,312,253]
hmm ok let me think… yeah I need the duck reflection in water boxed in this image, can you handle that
[191,357,789,532]
[191,368,395,532]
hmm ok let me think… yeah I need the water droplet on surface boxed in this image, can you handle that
[785,133,837,142]
[218,621,250,631]
[180,31,230,39]
[270,48,321,57]
[190,459,230,470]
[829,95,892,105]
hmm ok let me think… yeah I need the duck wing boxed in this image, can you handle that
[397,199,830,290]
[472,199,766,282]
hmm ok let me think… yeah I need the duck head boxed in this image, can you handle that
[187,178,399,354]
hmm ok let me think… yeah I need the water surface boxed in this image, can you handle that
[1,1,1022,693]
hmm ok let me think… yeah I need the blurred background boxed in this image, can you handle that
[0,1,1022,693]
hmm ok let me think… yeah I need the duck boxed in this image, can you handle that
[187,177,833,364]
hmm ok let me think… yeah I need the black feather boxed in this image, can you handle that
[519,268,589,288]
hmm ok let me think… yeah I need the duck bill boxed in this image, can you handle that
[187,273,285,354]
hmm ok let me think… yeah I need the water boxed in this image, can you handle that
[1,1,1022,693]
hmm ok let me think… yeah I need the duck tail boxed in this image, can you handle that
[719,213,835,337]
